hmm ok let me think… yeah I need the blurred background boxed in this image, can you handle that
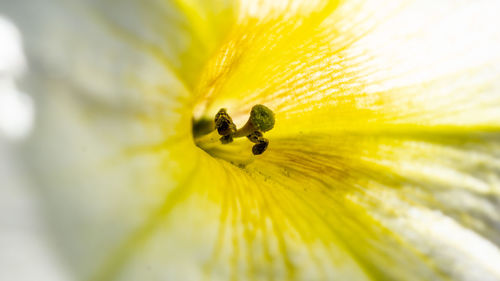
[0,15,72,281]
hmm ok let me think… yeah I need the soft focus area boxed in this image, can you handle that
[0,16,71,281]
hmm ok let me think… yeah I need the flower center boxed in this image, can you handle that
[192,104,275,166]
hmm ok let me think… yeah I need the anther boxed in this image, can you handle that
[252,138,269,155]
[247,131,270,155]
[214,108,236,136]
[220,134,233,144]
[247,130,263,143]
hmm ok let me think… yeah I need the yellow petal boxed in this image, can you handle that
[191,0,500,279]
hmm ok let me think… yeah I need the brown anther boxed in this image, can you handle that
[214,108,236,136]
[252,138,269,155]
[247,131,264,144]
[219,134,233,144]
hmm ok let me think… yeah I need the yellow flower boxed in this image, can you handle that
[4,0,500,280]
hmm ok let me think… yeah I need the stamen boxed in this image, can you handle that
[214,105,275,155]
[220,134,234,144]
[247,130,264,143]
[252,138,269,155]
[214,108,236,136]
